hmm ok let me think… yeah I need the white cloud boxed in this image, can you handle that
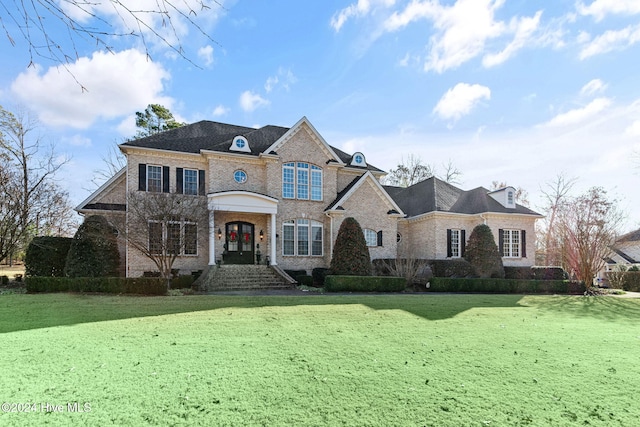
[63,134,92,147]
[239,91,270,112]
[212,105,230,117]
[577,0,640,21]
[433,83,491,122]
[543,97,612,127]
[580,79,607,97]
[330,0,395,32]
[482,11,542,67]
[625,120,640,137]
[198,45,214,67]
[59,0,223,48]
[10,49,173,129]
[264,67,297,93]
[579,24,640,59]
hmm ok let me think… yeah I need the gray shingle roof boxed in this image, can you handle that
[384,176,541,217]
[121,120,384,172]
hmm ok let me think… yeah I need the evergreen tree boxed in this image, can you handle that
[464,224,504,278]
[330,217,371,276]
[65,215,120,277]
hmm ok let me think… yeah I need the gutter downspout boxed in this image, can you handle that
[325,212,334,260]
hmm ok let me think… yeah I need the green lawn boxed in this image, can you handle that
[1,293,639,426]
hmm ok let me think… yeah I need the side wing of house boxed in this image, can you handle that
[326,171,404,261]
[75,168,127,275]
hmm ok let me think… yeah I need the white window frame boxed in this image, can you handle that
[147,165,163,193]
[363,229,377,247]
[147,220,198,256]
[282,162,322,201]
[183,168,199,195]
[450,229,461,258]
[282,219,323,257]
[502,229,521,258]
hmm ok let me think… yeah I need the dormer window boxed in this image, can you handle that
[507,191,514,206]
[351,152,366,167]
[230,136,250,152]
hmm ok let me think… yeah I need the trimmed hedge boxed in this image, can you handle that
[25,236,73,277]
[324,275,406,292]
[284,269,306,280]
[532,266,566,280]
[25,277,168,295]
[623,271,640,292]
[429,259,474,278]
[428,277,585,294]
[0,275,8,286]
[296,275,313,286]
[312,268,331,287]
[65,215,120,278]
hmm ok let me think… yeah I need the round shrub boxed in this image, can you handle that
[464,224,504,279]
[25,236,73,277]
[65,215,120,277]
[330,217,371,276]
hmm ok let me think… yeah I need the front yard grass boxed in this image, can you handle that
[0,293,639,426]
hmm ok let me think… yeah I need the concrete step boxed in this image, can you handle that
[200,265,295,291]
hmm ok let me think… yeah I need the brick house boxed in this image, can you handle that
[77,116,542,278]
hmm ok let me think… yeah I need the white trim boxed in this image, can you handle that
[264,117,345,165]
[75,167,126,212]
[208,191,278,214]
[330,171,404,215]
[230,135,251,152]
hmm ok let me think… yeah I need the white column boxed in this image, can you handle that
[270,213,277,265]
[208,210,216,265]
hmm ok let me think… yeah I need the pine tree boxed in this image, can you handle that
[330,217,371,276]
[464,224,504,278]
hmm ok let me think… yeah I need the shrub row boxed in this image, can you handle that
[312,268,331,287]
[25,277,168,295]
[324,275,406,292]
[504,266,567,280]
[623,271,640,292]
[428,278,584,294]
[25,237,73,277]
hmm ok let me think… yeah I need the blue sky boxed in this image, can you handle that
[1,0,639,231]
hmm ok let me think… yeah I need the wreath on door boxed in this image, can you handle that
[228,231,237,242]
[243,232,251,243]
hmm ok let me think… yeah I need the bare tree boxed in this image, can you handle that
[536,174,577,266]
[384,155,462,187]
[1,1,222,73]
[122,191,207,286]
[557,187,624,288]
[0,105,72,263]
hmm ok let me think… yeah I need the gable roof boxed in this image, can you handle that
[326,171,404,215]
[120,117,384,172]
[76,167,126,213]
[384,176,541,218]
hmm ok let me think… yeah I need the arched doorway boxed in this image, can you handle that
[224,221,254,264]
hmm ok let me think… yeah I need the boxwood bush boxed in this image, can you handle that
[296,275,313,287]
[25,236,73,277]
[324,275,406,292]
[429,259,474,278]
[623,271,640,292]
[428,278,585,294]
[531,266,567,280]
[312,268,330,287]
[25,277,167,295]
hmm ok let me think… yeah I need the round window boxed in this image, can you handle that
[235,138,245,148]
[355,154,363,164]
[234,170,247,183]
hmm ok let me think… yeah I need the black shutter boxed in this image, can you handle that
[461,229,466,257]
[176,168,183,194]
[446,229,452,257]
[377,230,383,247]
[138,163,147,191]
[162,166,170,193]
[198,170,206,196]
[521,230,527,258]
[499,229,505,257]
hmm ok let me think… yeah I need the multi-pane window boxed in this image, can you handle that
[282,162,322,201]
[147,165,162,193]
[148,220,198,256]
[364,229,378,247]
[183,169,198,195]
[450,229,461,258]
[502,229,521,258]
[283,219,323,256]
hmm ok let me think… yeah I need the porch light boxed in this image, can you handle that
[217,228,222,240]
[259,230,264,241]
